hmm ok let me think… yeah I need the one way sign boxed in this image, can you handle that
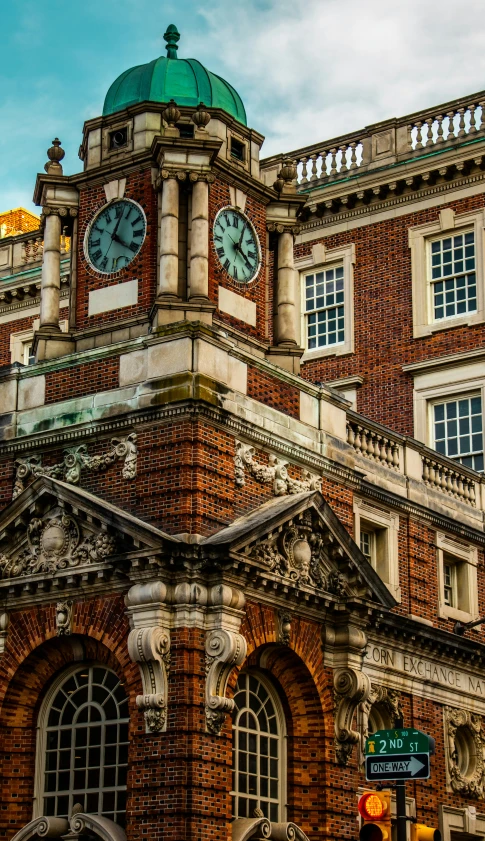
[365,753,430,781]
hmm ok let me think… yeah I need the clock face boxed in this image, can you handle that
[213,207,261,283]
[85,199,146,274]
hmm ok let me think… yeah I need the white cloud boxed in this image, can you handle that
[193,0,485,156]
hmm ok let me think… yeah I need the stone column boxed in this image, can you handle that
[276,229,297,345]
[159,175,179,298]
[189,177,209,300]
[39,210,62,330]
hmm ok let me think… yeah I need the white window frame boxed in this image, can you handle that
[354,498,401,601]
[10,319,68,365]
[411,360,485,467]
[409,207,485,337]
[436,532,478,623]
[296,241,355,360]
[231,670,287,823]
[33,663,129,823]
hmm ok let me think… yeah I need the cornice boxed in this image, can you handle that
[299,167,485,232]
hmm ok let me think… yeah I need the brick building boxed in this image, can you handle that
[1,22,485,841]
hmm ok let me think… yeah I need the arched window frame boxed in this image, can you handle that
[231,669,287,823]
[33,663,129,824]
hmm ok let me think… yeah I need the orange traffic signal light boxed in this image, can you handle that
[411,824,441,841]
[358,790,392,841]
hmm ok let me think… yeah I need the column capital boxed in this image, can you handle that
[267,221,301,235]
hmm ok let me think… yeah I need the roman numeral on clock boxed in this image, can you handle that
[132,229,144,238]
[128,241,139,253]
[92,249,102,261]
[224,258,230,271]
[216,247,225,258]
[115,204,124,218]
[233,266,238,280]
[90,238,101,247]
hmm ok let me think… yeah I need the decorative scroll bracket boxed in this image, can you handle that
[126,582,171,734]
[334,666,371,765]
[205,628,247,735]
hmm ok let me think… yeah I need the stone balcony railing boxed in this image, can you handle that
[261,89,485,189]
[346,412,482,509]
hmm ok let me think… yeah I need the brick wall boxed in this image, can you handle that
[298,193,485,434]
[75,168,157,330]
[209,179,268,341]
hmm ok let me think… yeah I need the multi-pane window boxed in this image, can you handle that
[360,531,374,564]
[305,265,344,349]
[232,673,284,822]
[430,232,476,321]
[42,665,129,826]
[443,560,456,607]
[433,395,483,471]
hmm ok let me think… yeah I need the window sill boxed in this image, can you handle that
[413,312,484,338]
[438,604,479,623]
[301,345,353,363]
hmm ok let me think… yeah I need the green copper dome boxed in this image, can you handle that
[103,24,247,125]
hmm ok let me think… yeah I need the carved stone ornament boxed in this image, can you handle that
[13,434,137,499]
[56,600,73,636]
[129,627,171,733]
[235,441,321,496]
[205,628,247,734]
[277,610,292,645]
[445,706,485,798]
[0,612,9,655]
[126,582,171,734]
[0,513,116,580]
[334,667,371,765]
[246,509,344,592]
[358,684,403,763]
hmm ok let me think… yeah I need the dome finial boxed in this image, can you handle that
[164,24,180,59]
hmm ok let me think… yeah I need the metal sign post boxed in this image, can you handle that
[364,724,432,841]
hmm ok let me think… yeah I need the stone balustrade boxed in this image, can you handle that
[422,455,477,507]
[261,89,485,188]
[346,418,401,471]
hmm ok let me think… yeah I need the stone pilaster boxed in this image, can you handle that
[158,174,180,298]
[189,177,209,300]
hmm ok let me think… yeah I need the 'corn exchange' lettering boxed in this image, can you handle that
[366,645,485,696]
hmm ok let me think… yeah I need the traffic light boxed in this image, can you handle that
[358,790,391,841]
[411,824,441,841]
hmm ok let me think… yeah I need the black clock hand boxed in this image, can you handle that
[237,220,247,252]
[113,233,132,249]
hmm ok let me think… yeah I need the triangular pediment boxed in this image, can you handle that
[0,475,178,593]
[203,491,396,608]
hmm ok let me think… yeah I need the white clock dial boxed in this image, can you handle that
[213,207,261,283]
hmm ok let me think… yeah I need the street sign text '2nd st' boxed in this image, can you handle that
[365,753,430,781]
[365,728,430,757]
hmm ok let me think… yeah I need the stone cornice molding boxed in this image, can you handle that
[299,167,485,232]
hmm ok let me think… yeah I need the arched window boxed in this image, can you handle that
[232,672,285,822]
[36,665,129,827]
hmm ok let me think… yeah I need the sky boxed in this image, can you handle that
[3,0,485,212]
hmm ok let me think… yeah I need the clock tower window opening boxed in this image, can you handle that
[231,137,245,162]
[109,128,128,150]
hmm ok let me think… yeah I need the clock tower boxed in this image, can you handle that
[33,23,305,373]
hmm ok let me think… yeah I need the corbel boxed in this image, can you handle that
[334,666,371,765]
[204,584,247,734]
[205,628,246,734]
[126,582,171,734]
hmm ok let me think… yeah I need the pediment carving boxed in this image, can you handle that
[0,509,117,580]
[243,508,360,598]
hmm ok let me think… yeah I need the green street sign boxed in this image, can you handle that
[365,728,430,757]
